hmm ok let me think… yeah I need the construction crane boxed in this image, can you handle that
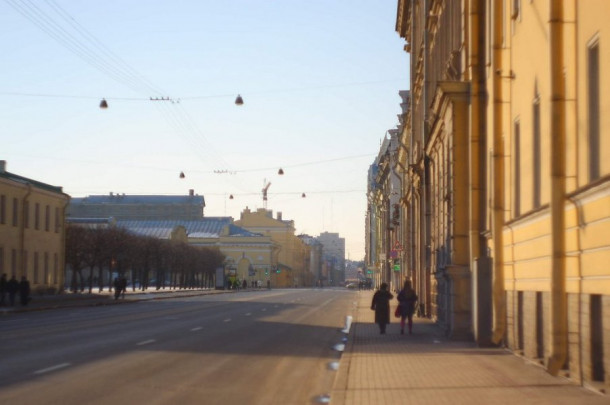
[262,180,271,209]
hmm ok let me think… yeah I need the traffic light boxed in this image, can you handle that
[265,268,269,275]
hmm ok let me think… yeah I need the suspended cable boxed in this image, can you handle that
[43,0,167,97]
[4,0,159,96]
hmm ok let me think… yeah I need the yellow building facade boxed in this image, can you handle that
[188,224,278,288]
[234,208,311,288]
[396,0,610,389]
[0,161,69,293]
[491,0,610,387]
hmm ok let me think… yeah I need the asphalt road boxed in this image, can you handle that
[0,288,356,405]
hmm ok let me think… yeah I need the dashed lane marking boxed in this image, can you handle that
[191,327,203,331]
[136,339,156,346]
[34,363,71,375]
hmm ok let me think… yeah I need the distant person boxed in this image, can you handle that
[7,275,19,306]
[113,277,121,300]
[19,276,30,306]
[242,280,247,290]
[0,273,7,306]
[397,280,418,335]
[120,277,127,299]
[371,283,393,334]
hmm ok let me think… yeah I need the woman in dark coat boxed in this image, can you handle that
[371,283,393,334]
[397,280,418,335]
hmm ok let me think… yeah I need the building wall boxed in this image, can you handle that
[68,192,205,220]
[0,165,69,293]
[495,0,610,389]
[190,233,277,287]
[317,231,346,286]
[234,208,310,287]
[395,0,610,390]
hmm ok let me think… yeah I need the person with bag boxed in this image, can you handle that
[397,279,418,335]
[370,283,393,334]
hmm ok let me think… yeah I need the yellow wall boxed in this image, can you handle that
[0,176,69,292]
[234,208,310,287]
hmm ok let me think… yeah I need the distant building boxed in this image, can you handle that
[0,160,69,293]
[235,207,310,288]
[299,234,323,287]
[67,189,205,220]
[67,217,277,289]
[316,232,345,286]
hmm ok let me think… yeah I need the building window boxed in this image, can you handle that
[44,252,49,285]
[23,250,28,279]
[53,253,58,284]
[533,97,541,208]
[55,207,60,233]
[591,294,605,382]
[588,40,600,181]
[34,252,39,284]
[514,119,521,217]
[0,195,5,225]
[12,198,18,227]
[24,200,29,229]
[35,203,40,230]
[11,249,17,274]
[45,205,50,232]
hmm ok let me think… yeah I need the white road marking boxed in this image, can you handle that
[34,363,71,375]
[191,327,203,331]
[136,339,156,346]
[245,313,252,316]
[261,308,267,312]
[223,318,231,323]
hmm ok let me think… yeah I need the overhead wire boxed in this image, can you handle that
[43,0,167,97]
[4,0,375,202]
[4,0,150,95]
[4,0,249,192]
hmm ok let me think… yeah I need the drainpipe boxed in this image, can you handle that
[491,0,506,344]
[422,0,430,317]
[468,0,486,272]
[547,0,567,376]
[394,147,407,284]
[19,183,33,279]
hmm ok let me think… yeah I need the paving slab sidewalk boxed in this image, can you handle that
[331,290,608,405]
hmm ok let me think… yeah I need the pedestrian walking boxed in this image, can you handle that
[397,279,418,335]
[0,273,7,306]
[19,276,30,306]
[371,282,393,334]
[7,275,19,306]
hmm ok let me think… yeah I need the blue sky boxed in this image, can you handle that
[1,0,409,260]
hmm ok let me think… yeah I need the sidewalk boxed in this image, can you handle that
[0,287,230,314]
[332,289,608,405]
